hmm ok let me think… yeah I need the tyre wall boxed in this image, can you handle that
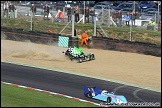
[89,36,161,57]
[1,27,79,48]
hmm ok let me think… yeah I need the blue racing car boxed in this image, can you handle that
[84,86,127,105]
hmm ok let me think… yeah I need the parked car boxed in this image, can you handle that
[121,8,134,14]
[94,4,115,17]
[139,11,161,22]
[55,1,66,7]
[65,1,75,8]
[19,1,31,6]
[30,1,42,8]
[94,1,114,16]
[41,1,55,9]
[143,8,158,13]
[25,10,52,18]
[114,1,142,13]
[139,1,158,12]
[94,1,113,7]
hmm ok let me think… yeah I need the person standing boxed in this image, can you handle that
[81,31,88,47]
[85,6,90,23]
[130,11,136,27]
[67,5,72,22]
[124,12,130,26]
[3,1,9,18]
[90,7,95,24]
[30,4,36,20]
[148,19,156,30]
[118,11,122,26]
[74,5,80,23]
[9,2,16,18]
[43,4,49,20]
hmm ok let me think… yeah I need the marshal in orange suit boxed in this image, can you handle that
[81,31,88,47]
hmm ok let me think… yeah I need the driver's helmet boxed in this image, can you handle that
[102,90,108,95]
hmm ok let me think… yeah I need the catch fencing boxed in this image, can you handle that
[1,2,161,28]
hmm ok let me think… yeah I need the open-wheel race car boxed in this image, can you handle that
[62,46,95,63]
[84,86,127,105]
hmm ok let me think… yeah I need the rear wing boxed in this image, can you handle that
[83,86,99,92]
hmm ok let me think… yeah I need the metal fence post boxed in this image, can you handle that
[130,20,132,41]
[154,13,156,31]
[30,11,33,31]
[102,5,103,24]
[94,15,96,36]
[72,14,74,37]
[108,5,110,27]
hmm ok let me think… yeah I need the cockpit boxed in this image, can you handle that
[102,90,108,95]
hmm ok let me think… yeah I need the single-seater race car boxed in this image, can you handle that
[62,46,95,63]
[84,86,127,105]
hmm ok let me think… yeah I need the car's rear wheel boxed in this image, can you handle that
[78,58,82,63]
[87,55,91,61]
[87,92,92,98]
[90,54,95,60]
[107,97,111,103]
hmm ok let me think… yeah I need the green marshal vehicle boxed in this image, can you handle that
[63,46,95,63]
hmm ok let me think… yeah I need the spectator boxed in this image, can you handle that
[130,11,136,26]
[118,11,122,26]
[148,19,156,30]
[3,1,9,18]
[85,6,90,23]
[67,4,72,22]
[124,12,130,26]
[81,31,88,47]
[43,4,49,20]
[30,4,36,20]
[90,7,95,24]
[9,2,16,18]
[115,11,119,24]
[55,10,64,22]
[113,11,118,24]
[74,5,80,23]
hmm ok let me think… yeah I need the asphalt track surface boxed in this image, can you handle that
[1,62,161,106]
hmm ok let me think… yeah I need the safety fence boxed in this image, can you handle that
[1,3,161,28]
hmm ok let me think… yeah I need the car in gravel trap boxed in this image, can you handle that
[62,46,95,63]
[84,86,127,105]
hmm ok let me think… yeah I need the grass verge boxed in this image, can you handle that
[1,18,161,45]
[1,83,98,107]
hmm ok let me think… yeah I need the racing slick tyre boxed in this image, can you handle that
[107,97,112,103]
[78,58,83,63]
[87,55,91,61]
[90,54,95,60]
[87,92,92,98]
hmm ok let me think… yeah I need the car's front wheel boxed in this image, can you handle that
[78,58,82,63]
[107,97,111,103]
[90,54,95,60]
[87,92,92,98]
